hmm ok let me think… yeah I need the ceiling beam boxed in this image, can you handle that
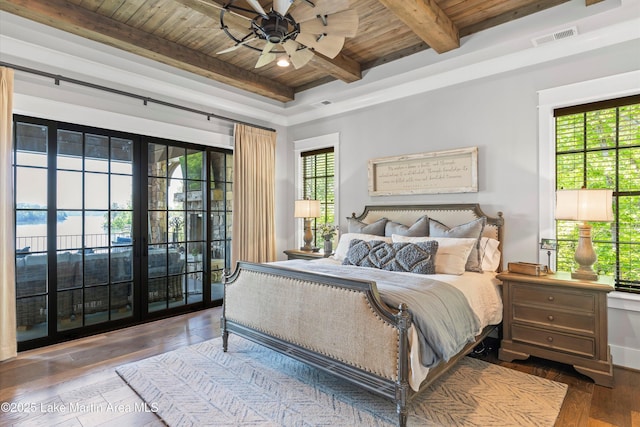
[377,0,459,53]
[310,52,362,83]
[0,0,295,102]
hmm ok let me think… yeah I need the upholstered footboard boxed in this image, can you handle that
[222,261,413,426]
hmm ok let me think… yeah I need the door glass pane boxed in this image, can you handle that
[111,175,132,210]
[16,167,47,207]
[57,170,82,209]
[111,282,132,319]
[84,285,109,325]
[111,138,133,174]
[148,143,167,176]
[85,134,109,172]
[111,247,133,283]
[57,289,82,331]
[57,250,81,291]
[85,173,109,209]
[148,211,167,244]
[17,123,48,167]
[84,250,109,286]
[149,177,167,209]
[85,212,109,248]
[148,245,167,278]
[57,130,83,170]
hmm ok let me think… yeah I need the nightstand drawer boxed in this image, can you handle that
[512,284,595,313]
[513,305,596,334]
[512,324,595,358]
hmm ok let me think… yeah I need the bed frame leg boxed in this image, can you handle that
[222,330,229,352]
[397,402,408,427]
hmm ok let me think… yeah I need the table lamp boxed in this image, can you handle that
[555,188,613,280]
[294,199,321,251]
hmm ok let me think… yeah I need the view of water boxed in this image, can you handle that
[16,214,117,253]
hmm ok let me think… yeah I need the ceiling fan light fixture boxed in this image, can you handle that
[277,56,291,67]
[219,0,358,69]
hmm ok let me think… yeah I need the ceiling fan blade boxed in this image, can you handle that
[282,40,314,69]
[255,42,277,68]
[290,0,350,23]
[217,37,258,54]
[246,0,268,17]
[282,39,299,56]
[273,0,294,16]
[298,9,359,38]
[290,48,314,69]
[296,33,345,58]
[255,52,276,68]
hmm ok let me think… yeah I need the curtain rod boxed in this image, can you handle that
[0,62,276,132]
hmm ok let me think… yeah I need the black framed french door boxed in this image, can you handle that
[14,116,230,351]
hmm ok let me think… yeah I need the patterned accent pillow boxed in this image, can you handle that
[429,217,486,272]
[332,233,392,262]
[342,239,438,275]
[346,217,388,236]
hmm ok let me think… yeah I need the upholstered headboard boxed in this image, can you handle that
[348,204,505,270]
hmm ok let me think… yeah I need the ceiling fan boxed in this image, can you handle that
[217,0,359,69]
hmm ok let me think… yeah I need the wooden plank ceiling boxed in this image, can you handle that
[1,0,602,102]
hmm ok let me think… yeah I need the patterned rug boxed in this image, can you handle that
[116,335,567,427]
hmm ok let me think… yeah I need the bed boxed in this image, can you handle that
[221,204,504,426]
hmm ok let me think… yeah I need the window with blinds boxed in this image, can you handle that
[301,148,335,247]
[555,95,640,292]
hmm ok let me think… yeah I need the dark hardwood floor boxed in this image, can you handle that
[1,307,638,426]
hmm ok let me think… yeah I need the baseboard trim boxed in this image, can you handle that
[611,344,640,371]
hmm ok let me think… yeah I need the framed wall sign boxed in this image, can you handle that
[368,146,478,196]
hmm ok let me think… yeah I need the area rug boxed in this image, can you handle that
[116,335,567,427]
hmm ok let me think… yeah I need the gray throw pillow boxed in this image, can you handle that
[342,239,438,275]
[347,217,387,236]
[385,215,429,237]
[429,217,486,272]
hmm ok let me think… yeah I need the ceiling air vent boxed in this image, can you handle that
[311,100,332,108]
[531,26,578,47]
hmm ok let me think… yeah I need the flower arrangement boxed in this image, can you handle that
[319,223,339,240]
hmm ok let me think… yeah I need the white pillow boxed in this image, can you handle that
[333,233,392,262]
[480,237,502,272]
[392,235,476,275]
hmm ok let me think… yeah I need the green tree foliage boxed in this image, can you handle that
[302,150,336,248]
[556,103,639,286]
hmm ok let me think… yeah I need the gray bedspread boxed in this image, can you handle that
[270,260,480,368]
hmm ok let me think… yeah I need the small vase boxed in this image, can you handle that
[323,239,333,257]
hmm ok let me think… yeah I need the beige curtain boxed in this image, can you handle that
[0,67,17,361]
[232,124,276,266]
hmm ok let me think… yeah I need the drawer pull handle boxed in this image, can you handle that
[547,336,554,342]
[548,296,555,301]
[548,315,554,321]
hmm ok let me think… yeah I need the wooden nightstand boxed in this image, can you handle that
[283,249,329,260]
[497,271,614,387]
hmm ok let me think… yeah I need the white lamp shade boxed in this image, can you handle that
[294,199,321,218]
[555,189,614,222]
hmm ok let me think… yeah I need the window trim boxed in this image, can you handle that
[538,70,640,279]
[293,133,340,248]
